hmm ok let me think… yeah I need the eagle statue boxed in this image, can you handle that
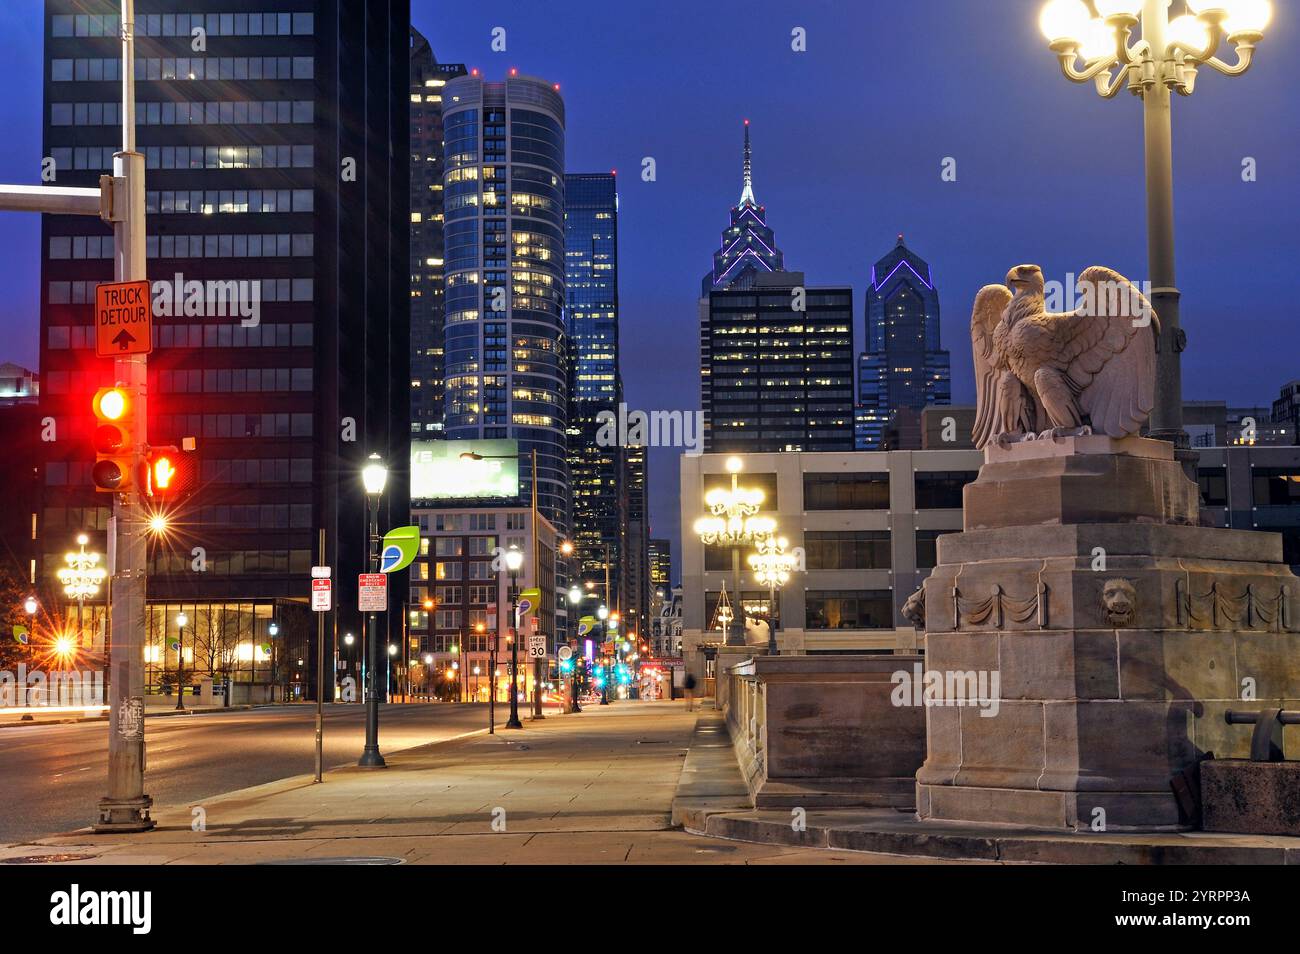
[970,264,1161,450]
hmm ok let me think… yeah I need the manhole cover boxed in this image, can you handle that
[2,853,99,864]
[257,856,405,866]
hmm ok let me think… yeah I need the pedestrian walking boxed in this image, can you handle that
[684,671,697,711]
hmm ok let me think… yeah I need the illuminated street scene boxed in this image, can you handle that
[0,0,1297,934]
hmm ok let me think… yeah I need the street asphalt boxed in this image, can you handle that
[0,703,489,843]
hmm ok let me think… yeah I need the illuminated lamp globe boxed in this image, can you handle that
[568,586,582,604]
[504,547,524,572]
[176,613,188,628]
[361,453,388,496]
[1189,0,1271,34]
[1077,17,1115,60]
[724,456,743,474]
[1168,14,1212,51]
[1039,0,1092,42]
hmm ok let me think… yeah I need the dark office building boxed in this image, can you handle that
[856,235,951,449]
[701,271,855,453]
[563,172,627,611]
[441,72,570,539]
[409,29,465,437]
[39,1,412,701]
[0,365,41,589]
[624,443,650,639]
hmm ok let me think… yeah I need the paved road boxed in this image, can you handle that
[0,703,489,843]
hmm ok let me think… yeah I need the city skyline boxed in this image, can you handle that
[1,0,1297,568]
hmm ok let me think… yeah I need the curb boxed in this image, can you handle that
[686,811,1300,865]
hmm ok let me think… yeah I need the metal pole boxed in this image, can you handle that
[767,580,779,656]
[1140,0,1191,477]
[314,529,325,783]
[488,641,496,734]
[505,574,523,729]
[96,0,153,832]
[530,448,544,719]
[358,494,385,767]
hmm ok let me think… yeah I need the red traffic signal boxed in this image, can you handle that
[91,386,138,493]
[143,444,196,499]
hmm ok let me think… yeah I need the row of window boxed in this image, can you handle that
[148,189,314,215]
[703,529,949,573]
[432,561,497,581]
[158,367,313,394]
[52,56,314,83]
[200,458,313,484]
[52,12,314,39]
[189,504,314,529]
[153,413,314,440]
[52,99,312,127]
[419,513,523,531]
[51,233,313,260]
[49,278,314,305]
[149,549,315,577]
[432,585,500,606]
[44,320,312,351]
[49,143,313,171]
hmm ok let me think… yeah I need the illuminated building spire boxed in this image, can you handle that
[739,119,756,208]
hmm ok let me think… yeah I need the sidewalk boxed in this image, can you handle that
[0,701,941,865]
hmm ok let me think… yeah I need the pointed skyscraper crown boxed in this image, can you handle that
[739,120,756,208]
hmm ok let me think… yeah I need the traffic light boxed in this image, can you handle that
[91,385,138,493]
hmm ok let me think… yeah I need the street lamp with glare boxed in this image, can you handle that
[503,546,524,729]
[1037,0,1272,468]
[693,456,776,646]
[359,453,389,768]
[174,612,188,710]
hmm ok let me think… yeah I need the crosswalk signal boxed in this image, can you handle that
[91,385,139,493]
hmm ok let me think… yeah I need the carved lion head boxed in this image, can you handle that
[1101,579,1137,627]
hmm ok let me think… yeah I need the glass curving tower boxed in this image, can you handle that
[441,73,569,536]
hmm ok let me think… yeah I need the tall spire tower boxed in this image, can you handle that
[702,120,785,294]
[739,118,756,208]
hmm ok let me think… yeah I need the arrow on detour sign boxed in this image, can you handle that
[95,280,153,358]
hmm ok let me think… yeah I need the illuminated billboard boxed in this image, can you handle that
[410,439,520,501]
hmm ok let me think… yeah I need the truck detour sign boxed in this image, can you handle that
[95,280,153,358]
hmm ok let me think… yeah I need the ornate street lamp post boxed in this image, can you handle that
[693,457,776,647]
[748,536,798,657]
[59,533,106,653]
[173,613,188,711]
[1037,0,1272,470]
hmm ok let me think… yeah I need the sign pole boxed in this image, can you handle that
[314,530,326,783]
[96,0,154,833]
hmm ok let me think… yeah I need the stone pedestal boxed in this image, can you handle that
[916,437,1300,831]
[726,655,926,808]
[1201,760,1300,836]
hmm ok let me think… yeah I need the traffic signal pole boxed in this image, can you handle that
[95,0,154,832]
[0,3,153,830]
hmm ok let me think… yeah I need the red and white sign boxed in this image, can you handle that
[358,573,387,612]
[311,578,332,612]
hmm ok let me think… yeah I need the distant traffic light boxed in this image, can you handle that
[91,385,138,492]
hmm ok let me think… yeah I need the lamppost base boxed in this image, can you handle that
[503,717,524,729]
[529,713,545,721]
[357,750,387,768]
[93,796,155,833]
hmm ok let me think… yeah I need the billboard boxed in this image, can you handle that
[411,439,520,501]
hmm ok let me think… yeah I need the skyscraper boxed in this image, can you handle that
[624,442,649,639]
[564,173,619,404]
[409,29,465,436]
[701,272,856,453]
[700,121,784,296]
[563,173,625,602]
[441,72,569,537]
[856,235,951,450]
[39,0,412,700]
